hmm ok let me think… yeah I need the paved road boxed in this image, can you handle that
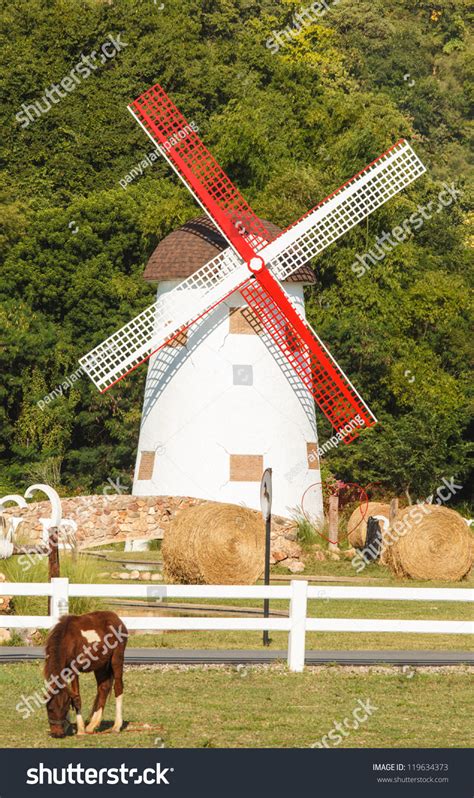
[1,647,472,666]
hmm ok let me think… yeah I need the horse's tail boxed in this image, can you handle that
[44,615,73,681]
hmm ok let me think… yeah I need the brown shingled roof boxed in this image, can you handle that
[143,215,316,284]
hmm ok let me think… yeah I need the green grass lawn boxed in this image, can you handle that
[0,663,471,748]
[1,552,471,749]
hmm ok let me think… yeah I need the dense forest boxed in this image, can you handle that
[0,0,472,507]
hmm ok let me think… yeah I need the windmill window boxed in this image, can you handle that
[229,454,263,482]
[306,443,320,470]
[164,329,188,347]
[229,307,261,334]
[137,451,155,480]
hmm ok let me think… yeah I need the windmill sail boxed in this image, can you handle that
[261,139,426,281]
[80,84,425,423]
[240,274,376,440]
[129,83,271,262]
[79,247,251,391]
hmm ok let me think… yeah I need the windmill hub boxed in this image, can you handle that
[247,255,266,274]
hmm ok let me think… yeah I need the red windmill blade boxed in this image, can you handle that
[129,83,272,261]
[239,273,375,437]
[80,83,426,443]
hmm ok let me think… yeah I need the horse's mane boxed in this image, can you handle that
[44,615,73,680]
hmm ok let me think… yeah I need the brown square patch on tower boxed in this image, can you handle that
[137,451,155,480]
[164,329,188,347]
[306,443,320,469]
[229,454,263,482]
[229,307,262,335]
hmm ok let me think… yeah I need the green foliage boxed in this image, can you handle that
[0,554,105,615]
[0,0,471,504]
[293,511,319,546]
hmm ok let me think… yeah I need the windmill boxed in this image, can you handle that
[79,83,426,517]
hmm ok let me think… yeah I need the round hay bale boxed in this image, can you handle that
[385,505,472,581]
[162,502,265,584]
[347,503,391,548]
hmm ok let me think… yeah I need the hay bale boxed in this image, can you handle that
[162,502,265,584]
[347,503,391,548]
[385,505,472,581]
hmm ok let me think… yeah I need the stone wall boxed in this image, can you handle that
[2,495,302,566]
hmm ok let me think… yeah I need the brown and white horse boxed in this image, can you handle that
[44,611,128,738]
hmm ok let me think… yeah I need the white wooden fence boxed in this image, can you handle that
[0,579,472,671]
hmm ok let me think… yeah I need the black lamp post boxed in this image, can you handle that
[260,468,272,647]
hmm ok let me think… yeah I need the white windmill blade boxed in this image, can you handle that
[79,246,249,392]
[261,140,426,281]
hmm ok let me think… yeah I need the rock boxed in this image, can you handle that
[0,597,12,612]
[139,571,152,581]
[98,571,111,577]
[278,539,301,559]
[342,548,357,559]
[111,572,123,579]
[328,552,340,561]
[119,572,131,580]
[129,570,140,580]
[2,494,300,554]
[0,573,5,582]
[286,560,305,574]
[314,551,326,562]
[151,573,162,581]
[0,629,11,644]
[271,550,287,563]
[14,628,36,643]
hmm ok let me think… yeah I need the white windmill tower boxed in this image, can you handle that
[79,84,425,525]
[132,215,322,519]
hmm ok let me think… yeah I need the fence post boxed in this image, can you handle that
[389,497,399,527]
[328,495,339,551]
[287,579,308,672]
[50,577,69,621]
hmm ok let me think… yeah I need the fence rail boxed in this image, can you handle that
[0,579,472,671]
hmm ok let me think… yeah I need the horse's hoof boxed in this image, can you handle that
[111,725,122,733]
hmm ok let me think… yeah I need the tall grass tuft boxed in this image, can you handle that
[0,553,106,616]
[292,512,319,547]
